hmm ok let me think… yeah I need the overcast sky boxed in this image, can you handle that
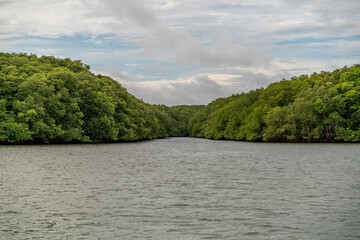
[1,0,359,105]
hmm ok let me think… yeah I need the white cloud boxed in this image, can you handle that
[0,0,116,37]
[0,0,359,105]
[2,0,359,44]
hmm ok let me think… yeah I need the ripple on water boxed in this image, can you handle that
[0,138,359,239]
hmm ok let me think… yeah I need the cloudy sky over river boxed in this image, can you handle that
[1,0,359,105]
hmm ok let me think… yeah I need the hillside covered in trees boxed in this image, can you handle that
[0,52,202,143]
[0,52,359,143]
[188,64,360,142]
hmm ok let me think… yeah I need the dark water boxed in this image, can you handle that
[0,138,359,240]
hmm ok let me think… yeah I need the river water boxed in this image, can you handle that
[0,137,359,239]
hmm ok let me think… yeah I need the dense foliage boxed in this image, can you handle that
[188,65,360,142]
[157,105,205,137]
[0,52,196,143]
[1,52,359,143]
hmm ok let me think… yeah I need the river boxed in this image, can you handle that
[0,137,359,239]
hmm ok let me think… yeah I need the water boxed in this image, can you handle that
[0,138,359,240]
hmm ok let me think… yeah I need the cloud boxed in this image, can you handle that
[105,66,226,105]
[102,0,272,68]
[106,66,290,106]
[2,0,359,46]
[125,76,227,106]
[147,63,166,74]
[125,72,284,106]
[102,0,157,29]
[1,0,359,105]
[105,66,135,82]
[0,0,115,37]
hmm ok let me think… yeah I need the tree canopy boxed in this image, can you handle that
[188,65,360,142]
[0,52,359,143]
[0,52,202,143]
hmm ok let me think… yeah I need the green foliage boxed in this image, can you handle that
[157,105,204,137]
[0,52,358,143]
[0,52,199,143]
[188,64,360,142]
[0,99,32,142]
[0,120,33,143]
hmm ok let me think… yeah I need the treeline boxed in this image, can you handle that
[188,64,360,142]
[0,52,202,143]
[1,52,359,144]
[157,105,205,137]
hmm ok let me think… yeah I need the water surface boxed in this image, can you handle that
[0,138,359,239]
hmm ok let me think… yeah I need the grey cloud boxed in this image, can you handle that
[108,70,228,105]
[105,66,135,82]
[175,33,272,67]
[102,0,271,68]
[102,0,158,29]
[233,71,286,92]
[106,66,292,105]
[164,76,224,105]
[147,63,166,74]
[129,76,227,106]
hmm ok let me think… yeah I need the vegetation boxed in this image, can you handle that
[0,52,200,143]
[188,64,360,142]
[0,52,359,143]
[157,105,205,137]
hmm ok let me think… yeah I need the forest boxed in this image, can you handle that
[0,52,359,143]
[0,52,202,143]
[188,64,360,142]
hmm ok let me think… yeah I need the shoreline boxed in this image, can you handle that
[1,136,359,145]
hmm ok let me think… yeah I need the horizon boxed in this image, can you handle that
[1,0,359,105]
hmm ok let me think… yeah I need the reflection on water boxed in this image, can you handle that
[0,138,359,239]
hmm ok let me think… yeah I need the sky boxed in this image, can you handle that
[1,0,359,105]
